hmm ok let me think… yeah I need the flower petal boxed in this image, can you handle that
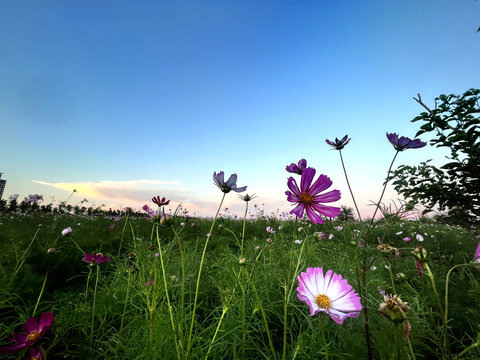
[300,168,316,193]
[225,173,237,187]
[290,203,305,219]
[311,203,342,218]
[306,206,325,224]
[285,190,301,203]
[309,174,332,196]
[287,177,301,197]
[313,189,341,203]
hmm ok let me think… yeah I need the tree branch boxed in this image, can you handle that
[413,93,433,113]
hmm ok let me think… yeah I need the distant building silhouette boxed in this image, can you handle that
[0,173,6,199]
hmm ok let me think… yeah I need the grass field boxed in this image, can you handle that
[0,208,479,360]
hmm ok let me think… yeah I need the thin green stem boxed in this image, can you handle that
[155,225,181,360]
[171,227,186,346]
[320,317,329,360]
[407,337,416,360]
[444,263,469,352]
[85,267,92,304]
[117,214,129,258]
[186,193,226,359]
[386,259,396,294]
[32,271,48,317]
[90,266,100,348]
[366,150,400,238]
[120,270,131,332]
[454,340,480,359]
[11,226,42,283]
[250,280,277,360]
[205,305,229,360]
[424,263,449,358]
[339,150,363,222]
[241,201,248,257]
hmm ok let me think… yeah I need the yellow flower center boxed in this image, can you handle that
[315,294,331,309]
[32,357,40,360]
[26,330,41,341]
[300,192,314,205]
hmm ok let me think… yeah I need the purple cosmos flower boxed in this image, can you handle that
[82,252,111,266]
[114,216,121,222]
[286,159,307,175]
[0,312,54,354]
[213,171,247,193]
[23,348,44,360]
[325,135,351,150]
[475,243,480,263]
[297,267,362,324]
[386,133,426,151]
[61,227,72,236]
[285,167,341,224]
[152,196,170,206]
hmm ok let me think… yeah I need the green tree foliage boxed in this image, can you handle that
[391,88,479,224]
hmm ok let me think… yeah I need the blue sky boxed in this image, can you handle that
[1,0,479,218]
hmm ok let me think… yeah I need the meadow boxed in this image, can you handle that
[0,202,479,359]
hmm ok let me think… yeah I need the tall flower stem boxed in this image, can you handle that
[120,270,131,332]
[319,317,329,360]
[241,200,249,358]
[11,226,42,283]
[186,193,226,359]
[32,271,48,317]
[117,214,129,258]
[282,238,307,360]
[155,226,181,360]
[205,304,230,360]
[84,267,93,304]
[444,264,468,352]
[424,263,449,357]
[339,150,362,222]
[171,227,186,344]
[367,151,400,233]
[90,266,100,348]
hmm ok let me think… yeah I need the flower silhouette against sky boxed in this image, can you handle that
[286,158,307,175]
[285,167,341,224]
[386,132,426,151]
[0,312,54,354]
[152,196,170,206]
[297,267,362,324]
[325,135,351,150]
[213,172,247,193]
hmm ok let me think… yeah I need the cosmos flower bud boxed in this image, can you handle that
[160,214,174,227]
[47,248,56,254]
[239,257,246,265]
[411,246,428,262]
[378,294,410,324]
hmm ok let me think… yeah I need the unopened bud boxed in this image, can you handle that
[239,257,246,265]
[47,248,56,254]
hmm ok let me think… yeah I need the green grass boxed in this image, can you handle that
[0,212,479,359]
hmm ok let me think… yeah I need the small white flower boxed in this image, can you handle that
[371,266,377,271]
[328,233,334,240]
[180,222,185,227]
[61,227,72,236]
[334,226,343,231]
[416,234,424,242]
[298,227,303,232]
[396,231,403,235]
[294,239,302,245]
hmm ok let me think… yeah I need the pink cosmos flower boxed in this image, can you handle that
[0,312,54,354]
[403,237,411,242]
[285,168,341,224]
[114,216,121,221]
[297,267,362,324]
[82,252,111,266]
[475,243,480,263]
[286,159,307,175]
[152,196,170,206]
[213,172,247,193]
[61,227,72,236]
[325,135,351,150]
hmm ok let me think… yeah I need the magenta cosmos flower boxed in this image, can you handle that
[285,167,341,224]
[213,171,247,193]
[386,132,426,151]
[286,159,307,175]
[0,312,54,354]
[82,252,111,266]
[152,196,170,206]
[297,267,362,324]
[475,243,480,263]
[325,135,351,150]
